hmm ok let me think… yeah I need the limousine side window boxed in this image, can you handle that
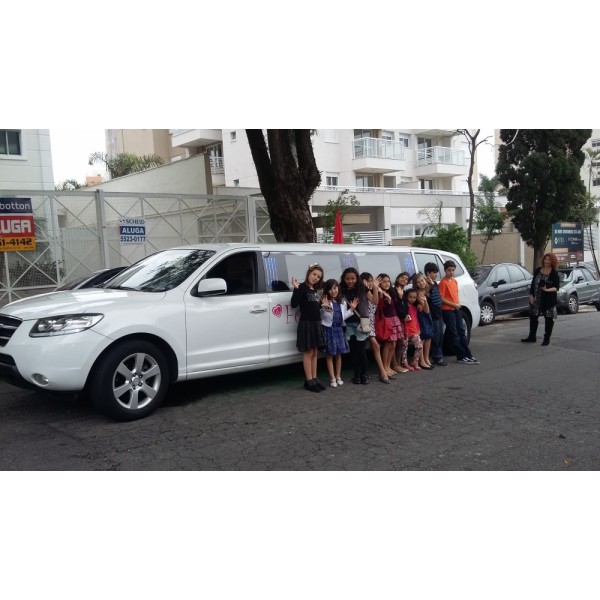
[263,252,348,292]
[355,252,413,278]
[205,252,259,295]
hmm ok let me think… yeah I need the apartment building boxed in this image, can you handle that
[0,129,55,191]
[167,128,477,243]
[105,129,187,166]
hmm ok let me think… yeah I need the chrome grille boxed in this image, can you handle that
[0,315,22,347]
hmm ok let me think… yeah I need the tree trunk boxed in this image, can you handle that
[246,129,320,242]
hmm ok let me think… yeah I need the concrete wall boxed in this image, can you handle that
[89,153,209,195]
[0,129,54,191]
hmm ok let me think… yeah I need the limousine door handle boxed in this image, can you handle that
[250,306,268,314]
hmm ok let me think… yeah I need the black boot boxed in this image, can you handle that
[541,319,553,346]
[521,318,538,342]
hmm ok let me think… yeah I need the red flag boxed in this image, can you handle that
[333,209,344,244]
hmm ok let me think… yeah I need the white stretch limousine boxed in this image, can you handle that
[0,244,480,420]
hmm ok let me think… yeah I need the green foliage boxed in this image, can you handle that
[474,174,506,263]
[319,188,360,232]
[88,151,164,179]
[496,129,591,262]
[55,179,86,191]
[412,201,478,269]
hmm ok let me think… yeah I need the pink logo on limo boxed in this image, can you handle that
[272,304,282,318]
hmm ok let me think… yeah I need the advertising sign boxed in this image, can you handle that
[551,222,584,262]
[0,197,36,252]
[119,218,146,244]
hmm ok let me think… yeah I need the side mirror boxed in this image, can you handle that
[195,278,227,297]
[576,276,584,283]
[497,279,507,285]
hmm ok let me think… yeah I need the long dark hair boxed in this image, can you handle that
[322,279,341,303]
[341,267,365,295]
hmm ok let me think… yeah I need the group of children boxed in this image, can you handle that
[290,259,479,393]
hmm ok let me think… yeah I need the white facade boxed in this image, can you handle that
[0,129,55,191]
[170,129,478,242]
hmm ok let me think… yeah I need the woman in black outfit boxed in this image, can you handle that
[521,252,560,346]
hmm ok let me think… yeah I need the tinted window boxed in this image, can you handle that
[355,252,414,279]
[507,264,526,283]
[495,265,509,284]
[414,252,441,278]
[472,265,493,284]
[581,268,595,281]
[440,254,465,276]
[205,252,259,295]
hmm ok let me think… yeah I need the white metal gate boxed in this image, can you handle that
[0,190,274,306]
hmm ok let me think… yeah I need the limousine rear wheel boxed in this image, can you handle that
[90,340,169,421]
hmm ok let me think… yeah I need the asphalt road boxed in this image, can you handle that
[1,309,599,470]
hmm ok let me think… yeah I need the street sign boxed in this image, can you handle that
[0,197,36,252]
[551,222,583,262]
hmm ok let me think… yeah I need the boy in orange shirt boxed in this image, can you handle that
[438,260,479,365]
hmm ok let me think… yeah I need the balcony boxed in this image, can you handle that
[351,137,405,174]
[415,146,466,178]
[171,129,222,148]
[209,156,224,175]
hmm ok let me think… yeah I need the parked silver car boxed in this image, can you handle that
[472,263,533,325]
[557,265,600,314]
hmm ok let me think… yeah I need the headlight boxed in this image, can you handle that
[30,314,104,337]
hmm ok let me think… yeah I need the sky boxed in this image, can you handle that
[50,128,107,184]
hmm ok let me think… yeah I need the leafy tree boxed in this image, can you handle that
[496,129,591,269]
[412,201,478,269]
[454,129,493,243]
[565,191,600,273]
[88,151,164,179]
[318,188,360,243]
[474,174,506,264]
[584,147,600,190]
[245,129,321,242]
[55,179,86,191]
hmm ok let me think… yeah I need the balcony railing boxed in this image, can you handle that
[353,137,405,160]
[317,184,474,196]
[316,230,387,245]
[417,146,465,166]
[209,156,224,174]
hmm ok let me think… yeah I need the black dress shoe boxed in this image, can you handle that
[521,337,536,343]
[360,374,370,385]
[304,379,321,392]
[314,378,326,390]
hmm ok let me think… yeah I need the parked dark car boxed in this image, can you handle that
[56,267,128,291]
[556,265,600,314]
[472,263,533,325]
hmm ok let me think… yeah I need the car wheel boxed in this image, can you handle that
[480,302,495,326]
[567,294,579,314]
[89,340,169,421]
[595,302,600,312]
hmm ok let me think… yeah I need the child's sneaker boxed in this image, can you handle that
[329,379,337,388]
[467,357,480,364]
[457,357,473,364]
[336,378,344,386]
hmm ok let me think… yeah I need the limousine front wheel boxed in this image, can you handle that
[90,340,169,421]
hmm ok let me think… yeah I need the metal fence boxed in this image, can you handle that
[0,190,275,306]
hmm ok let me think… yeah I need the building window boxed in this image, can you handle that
[233,179,240,187]
[230,131,237,142]
[391,224,439,238]
[354,129,373,139]
[381,130,394,141]
[591,139,600,148]
[356,174,374,190]
[0,130,21,155]
[398,133,411,148]
[324,173,339,189]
